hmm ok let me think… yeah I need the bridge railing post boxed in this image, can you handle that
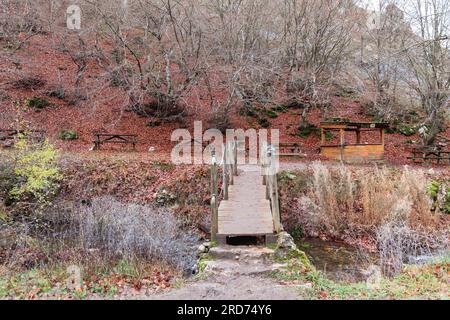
[233,138,238,176]
[228,141,234,185]
[211,148,218,242]
[261,140,267,186]
[222,143,229,200]
[266,145,281,233]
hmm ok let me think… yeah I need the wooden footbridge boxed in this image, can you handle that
[210,141,282,245]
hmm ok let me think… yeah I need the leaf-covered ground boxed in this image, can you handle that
[1,34,449,166]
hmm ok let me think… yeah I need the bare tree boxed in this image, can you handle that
[360,1,409,121]
[400,0,450,145]
[280,0,358,126]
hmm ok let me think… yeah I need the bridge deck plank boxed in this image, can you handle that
[218,169,274,236]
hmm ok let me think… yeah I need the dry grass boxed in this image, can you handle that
[308,163,441,234]
[75,197,198,271]
[279,163,449,274]
[0,197,199,275]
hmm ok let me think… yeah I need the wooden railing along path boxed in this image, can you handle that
[260,142,282,234]
[210,140,281,245]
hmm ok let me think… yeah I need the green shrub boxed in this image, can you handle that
[385,127,397,134]
[396,125,417,136]
[324,130,333,141]
[146,120,162,127]
[257,117,270,128]
[26,97,50,110]
[297,123,319,138]
[10,135,62,204]
[155,188,177,206]
[271,105,287,113]
[59,129,78,141]
[290,225,304,240]
[239,106,258,117]
[325,117,350,123]
[263,109,278,118]
[427,181,440,198]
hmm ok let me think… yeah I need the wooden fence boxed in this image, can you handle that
[210,139,238,242]
[260,142,282,233]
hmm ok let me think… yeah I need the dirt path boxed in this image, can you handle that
[143,245,304,300]
[146,274,302,300]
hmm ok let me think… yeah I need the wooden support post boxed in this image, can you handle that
[356,129,361,144]
[271,173,281,233]
[266,148,271,200]
[261,142,266,185]
[228,142,234,185]
[380,128,385,146]
[339,128,345,161]
[211,195,218,243]
[210,149,218,242]
[233,139,238,176]
[223,144,228,200]
[321,128,325,145]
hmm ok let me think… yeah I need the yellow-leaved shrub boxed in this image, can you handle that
[10,134,62,204]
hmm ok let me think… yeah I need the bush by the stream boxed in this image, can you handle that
[75,197,198,271]
[278,163,449,274]
[1,197,198,272]
[376,220,448,275]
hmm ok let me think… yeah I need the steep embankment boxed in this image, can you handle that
[1,34,448,165]
[56,155,212,229]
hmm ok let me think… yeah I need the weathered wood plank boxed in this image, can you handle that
[217,168,274,236]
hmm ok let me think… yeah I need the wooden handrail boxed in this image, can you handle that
[210,139,238,242]
[261,143,282,233]
[210,149,218,243]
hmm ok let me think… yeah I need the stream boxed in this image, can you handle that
[297,238,379,283]
[297,238,448,283]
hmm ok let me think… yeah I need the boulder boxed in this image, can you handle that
[274,231,313,270]
[277,231,297,251]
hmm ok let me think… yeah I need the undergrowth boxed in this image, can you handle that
[278,163,449,274]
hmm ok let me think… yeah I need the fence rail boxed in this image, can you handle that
[260,142,282,233]
[210,139,238,242]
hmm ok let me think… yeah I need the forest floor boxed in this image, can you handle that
[1,34,450,168]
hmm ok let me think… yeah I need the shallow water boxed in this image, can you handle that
[296,238,378,283]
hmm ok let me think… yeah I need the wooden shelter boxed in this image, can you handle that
[320,120,389,162]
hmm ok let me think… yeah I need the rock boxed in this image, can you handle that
[277,231,297,251]
[203,241,211,249]
[148,146,156,152]
[285,173,297,180]
[183,262,199,277]
[296,283,313,290]
[274,232,313,270]
[198,244,207,254]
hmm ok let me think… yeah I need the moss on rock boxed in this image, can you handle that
[274,231,313,271]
